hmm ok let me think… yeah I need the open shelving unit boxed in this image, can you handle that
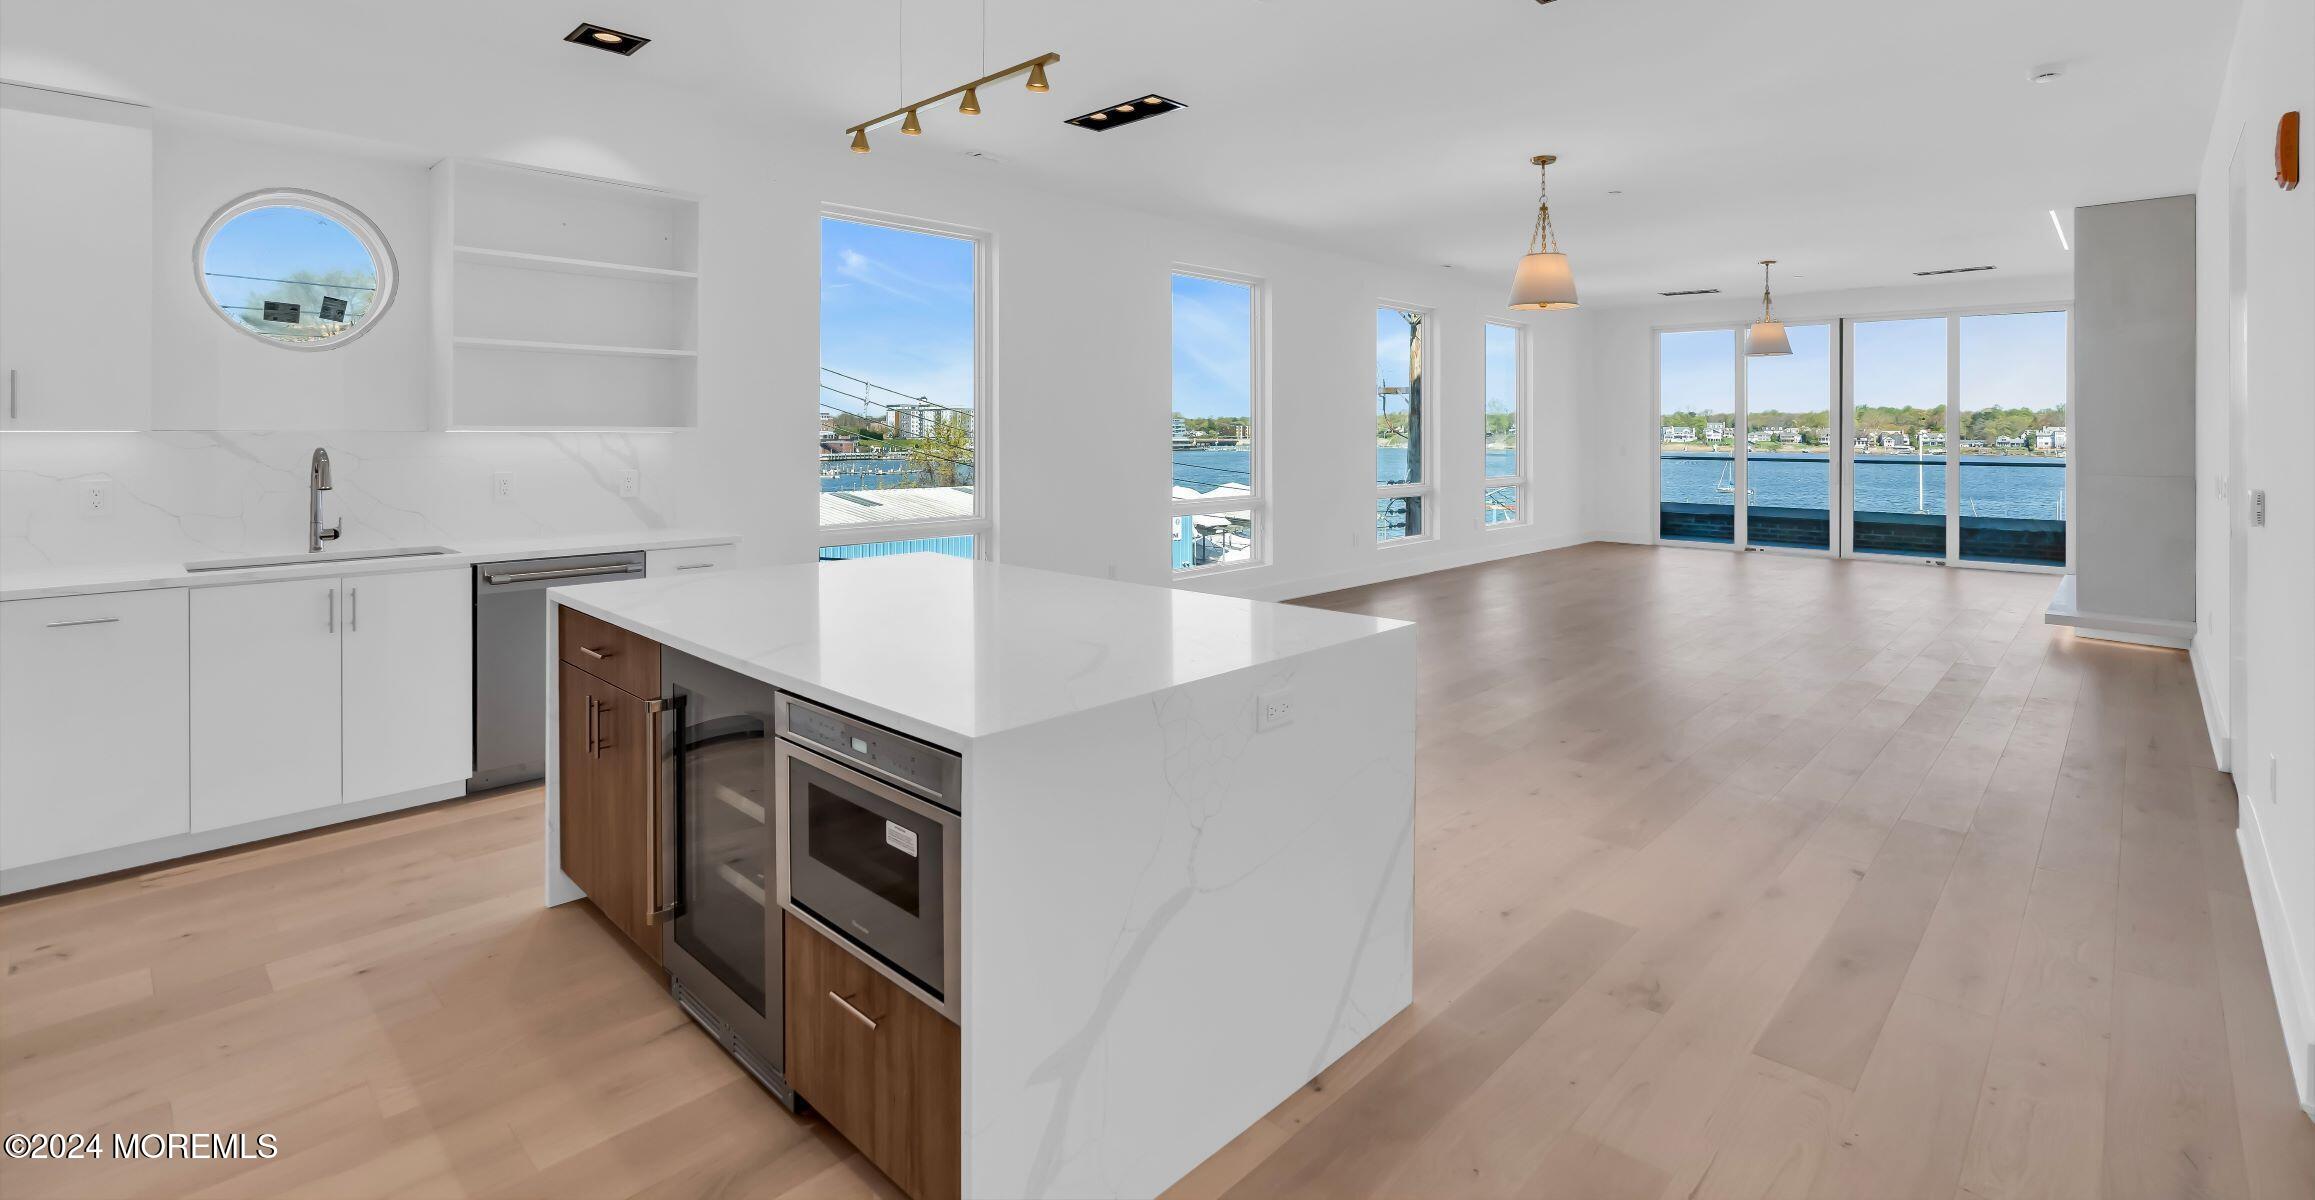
[431,159,701,429]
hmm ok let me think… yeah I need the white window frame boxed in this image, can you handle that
[1169,265,1269,576]
[1376,300,1437,546]
[1646,300,2072,575]
[817,204,996,560]
[1481,318,1530,530]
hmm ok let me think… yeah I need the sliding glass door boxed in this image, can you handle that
[1742,323,1836,551]
[1957,311,2069,565]
[1846,317,1949,559]
[1657,328,1738,544]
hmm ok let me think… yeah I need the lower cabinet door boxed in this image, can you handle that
[342,567,472,803]
[785,913,959,1200]
[0,588,190,870]
[191,578,343,832]
[559,667,663,964]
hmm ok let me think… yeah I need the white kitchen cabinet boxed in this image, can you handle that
[191,578,343,832]
[0,84,153,431]
[645,543,736,577]
[0,589,189,870]
[342,568,471,803]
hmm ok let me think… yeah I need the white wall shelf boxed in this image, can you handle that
[432,159,700,430]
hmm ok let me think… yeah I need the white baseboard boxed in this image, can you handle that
[2239,800,2315,1117]
[2041,574,2195,648]
[2191,639,2233,771]
[0,780,466,896]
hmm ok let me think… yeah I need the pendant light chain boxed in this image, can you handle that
[1528,160,1559,256]
[1759,260,1777,321]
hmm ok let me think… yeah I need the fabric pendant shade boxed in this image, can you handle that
[1746,319,1792,356]
[1510,250,1579,310]
[1507,154,1579,311]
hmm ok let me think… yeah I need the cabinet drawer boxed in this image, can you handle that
[645,543,735,577]
[785,912,958,1200]
[557,605,660,698]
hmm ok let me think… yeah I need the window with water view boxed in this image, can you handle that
[1377,305,1430,540]
[818,215,982,553]
[1171,271,1260,571]
[1483,321,1524,527]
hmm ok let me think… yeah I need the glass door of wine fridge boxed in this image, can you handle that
[660,649,788,1101]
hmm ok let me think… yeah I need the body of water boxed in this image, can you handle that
[1660,452,2065,520]
[1172,447,1520,493]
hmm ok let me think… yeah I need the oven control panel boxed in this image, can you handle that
[776,695,961,809]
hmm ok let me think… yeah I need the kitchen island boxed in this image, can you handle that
[544,554,1416,1200]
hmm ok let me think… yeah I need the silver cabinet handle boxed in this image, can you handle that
[7,369,16,420]
[348,586,358,632]
[483,563,642,585]
[827,991,880,1030]
[326,587,336,633]
[44,616,120,628]
[675,562,716,571]
[644,697,675,924]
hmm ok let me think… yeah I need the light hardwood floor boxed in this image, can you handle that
[3,544,2309,1199]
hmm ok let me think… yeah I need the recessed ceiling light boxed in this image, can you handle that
[1067,94,1186,132]
[565,23,648,55]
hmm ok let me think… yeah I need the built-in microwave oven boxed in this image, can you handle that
[773,694,961,1021]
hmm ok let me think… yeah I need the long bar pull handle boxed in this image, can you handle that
[585,696,599,757]
[483,563,643,585]
[674,562,716,571]
[326,587,336,633]
[644,697,675,924]
[348,587,358,633]
[44,616,121,628]
[827,991,880,1031]
[7,369,16,420]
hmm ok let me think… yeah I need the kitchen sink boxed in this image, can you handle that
[183,545,456,572]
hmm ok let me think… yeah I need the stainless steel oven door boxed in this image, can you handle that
[775,739,959,1019]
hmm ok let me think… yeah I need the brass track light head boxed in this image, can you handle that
[901,109,923,135]
[959,86,981,115]
[1026,60,1051,91]
[850,128,871,153]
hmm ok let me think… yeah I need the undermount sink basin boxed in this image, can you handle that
[183,545,455,573]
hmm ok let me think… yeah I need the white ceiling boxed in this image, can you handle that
[59,0,2253,307]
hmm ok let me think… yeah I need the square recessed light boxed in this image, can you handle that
[1066,94,1185,131]
[565,23,649,55]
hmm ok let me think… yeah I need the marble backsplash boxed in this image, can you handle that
[0,430,685,570]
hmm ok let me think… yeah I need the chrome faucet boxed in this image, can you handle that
[309,447,341,552]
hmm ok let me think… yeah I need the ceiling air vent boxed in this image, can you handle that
[1913,265,1997,276]
[1658,288,1722,297]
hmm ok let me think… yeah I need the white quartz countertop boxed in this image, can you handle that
[0,529,741,601]
[549,554,1410,747]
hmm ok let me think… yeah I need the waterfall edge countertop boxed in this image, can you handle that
[547,553,1409,749]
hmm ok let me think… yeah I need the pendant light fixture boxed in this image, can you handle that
[1508,155,1579,311]
[1746,259,1792,356]
[844,0,1057,152]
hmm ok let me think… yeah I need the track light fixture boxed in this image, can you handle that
[845,52,1060,152]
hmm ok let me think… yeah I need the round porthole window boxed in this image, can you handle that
[195,189,396,349]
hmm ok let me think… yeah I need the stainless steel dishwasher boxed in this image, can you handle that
[469,552,646,790]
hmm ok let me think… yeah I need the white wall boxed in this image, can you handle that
[2192,0,2314,1112]
[1580,274,2073,542]
[0,3,1593,603]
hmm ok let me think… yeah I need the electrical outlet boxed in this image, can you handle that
[618,469,640,498]
[1256,686,1294,733]
[80,479,111,517]
[492,471,516,502]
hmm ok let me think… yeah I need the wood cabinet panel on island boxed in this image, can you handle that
[557,635,663,963]
[785,912,960,1200]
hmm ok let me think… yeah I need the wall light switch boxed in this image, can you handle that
[492,471,516,502]
[618,469,640,498]
[1256,686,1294,733]
[80,479,111,517]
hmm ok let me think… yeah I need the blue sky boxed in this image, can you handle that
[1661,310,2067,416]
[819,216,976,416]
[1484,323,1518,417]
[201,205,376,314]
[1171,274,1252,419]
